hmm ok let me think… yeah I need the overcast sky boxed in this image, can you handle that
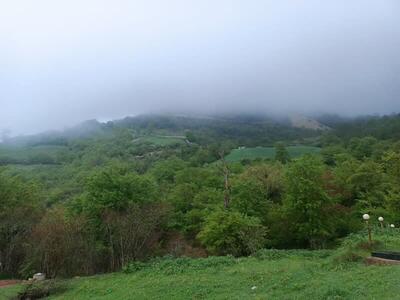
[1,0,400,134]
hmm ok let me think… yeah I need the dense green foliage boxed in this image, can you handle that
[283,156,335,248]
[197,210,267,256]
[1,113,400,282]
[224,145,320,162]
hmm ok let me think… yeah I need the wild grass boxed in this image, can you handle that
[2,212,399,300]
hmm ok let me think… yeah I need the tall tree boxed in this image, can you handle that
[218,151,231,208]
[283,155,334,248]
[0,171,42,276]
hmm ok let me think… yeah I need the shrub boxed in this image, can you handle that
[197,210,267,256]
[123,255,237,274]
[16,280,67,300]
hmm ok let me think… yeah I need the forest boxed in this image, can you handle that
[1,113,400,279]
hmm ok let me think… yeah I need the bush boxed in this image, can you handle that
[197,210,267,256]
[16,280,67,300]
[123,255,237,275]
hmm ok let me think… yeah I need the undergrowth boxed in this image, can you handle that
[123,255,237,275]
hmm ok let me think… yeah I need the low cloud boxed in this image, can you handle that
[1,0,400,134]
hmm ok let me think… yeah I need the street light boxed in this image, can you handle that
[378,216,384,228]
[363,214,372,244]
[391,224,395,228]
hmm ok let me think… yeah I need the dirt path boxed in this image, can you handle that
[0,280,20,288]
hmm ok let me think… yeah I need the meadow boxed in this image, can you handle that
[224,146,321,162]
[3,253,399,299]
[3,230,400,300]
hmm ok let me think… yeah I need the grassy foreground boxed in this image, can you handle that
[3,231,400,299]
[3,250,400,299]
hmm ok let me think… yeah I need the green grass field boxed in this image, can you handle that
[4,228,400,300]
[0,284,22,299]
[225,146,321,162]
[3,250,400,300]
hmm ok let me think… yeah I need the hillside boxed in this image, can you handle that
[2,112,400,296]
[330,114,400,140]
[2,114,320,148]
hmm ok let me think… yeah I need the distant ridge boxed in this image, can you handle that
[289,114,331,131]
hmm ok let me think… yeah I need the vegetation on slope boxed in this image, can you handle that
[1,113,400,293]
[224,145,321,162]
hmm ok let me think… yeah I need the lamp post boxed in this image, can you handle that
[391,224,395,228]
[378,216,384,229]
[363,214,372,244]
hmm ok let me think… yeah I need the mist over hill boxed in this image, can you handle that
[2,1,400,135]
[0,113,311,145]
[3,112,400,148]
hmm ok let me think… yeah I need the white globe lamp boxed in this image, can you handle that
[363,214,372,244]
[378,216,384,228]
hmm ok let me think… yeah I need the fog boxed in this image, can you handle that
[1,0,400,135]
